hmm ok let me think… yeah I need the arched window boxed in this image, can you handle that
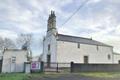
[48,44,50,51]
[118,60,120,64]
[77,43,80,48]
[96,45,99,51]
[108,54,111,60]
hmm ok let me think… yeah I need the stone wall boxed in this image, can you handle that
[71,62,120,72]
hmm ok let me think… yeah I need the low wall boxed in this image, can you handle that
[71,62,120,72]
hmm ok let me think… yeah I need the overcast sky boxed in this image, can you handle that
[0,0,120,56]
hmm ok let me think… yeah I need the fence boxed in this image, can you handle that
[43,62,70,73]
[24,61,43,73]
[0,60,2,73]
[24,62,71,73]
[71,62,120,72]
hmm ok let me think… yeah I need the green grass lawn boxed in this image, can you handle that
[0,73,62,80]
[0,73,28,80]
[1,72,120,80]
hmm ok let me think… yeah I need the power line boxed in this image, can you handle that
[61,0,90,27]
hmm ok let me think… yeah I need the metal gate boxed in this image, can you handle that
[0,60,2,73]
[43,62,70,73]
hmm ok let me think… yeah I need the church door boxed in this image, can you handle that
[119,60,120,64]
[11,57,16,72]
[84,56,88,64]
[11,63,16,72]
[47,55,51,67]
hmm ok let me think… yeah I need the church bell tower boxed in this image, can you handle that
[47,11,57,36]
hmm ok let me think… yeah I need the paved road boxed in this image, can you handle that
[30,74,120,80]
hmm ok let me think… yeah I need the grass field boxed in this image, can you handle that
[1,72,120,80]
[0,73,28,80]
[0,73,61,80]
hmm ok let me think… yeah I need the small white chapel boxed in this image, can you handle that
[42,11,120,64]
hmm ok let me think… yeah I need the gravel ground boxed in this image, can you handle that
[30,73,120,80]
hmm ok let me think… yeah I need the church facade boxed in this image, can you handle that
[42,11,119,64]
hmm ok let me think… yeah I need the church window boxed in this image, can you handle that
[118,60,120,64]
[108,54,111,60]
[48,44,50,51]
[84,56,88,64]
[11,57,16,63]
[96,45,99,51]
[78,43,80,48]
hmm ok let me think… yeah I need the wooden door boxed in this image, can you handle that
[47,55,51,67]
[11,57,16,72]
[11,63,16,72]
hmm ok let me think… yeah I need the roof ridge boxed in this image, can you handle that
[57,33,112,47]
[58,34,92,40]
[113,52,120,55]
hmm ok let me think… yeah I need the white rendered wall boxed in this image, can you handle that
[57,41,113,64]
[42,30,57,62]
[0,50,3,60]
[113,54,120,64]
[2,50,28,73]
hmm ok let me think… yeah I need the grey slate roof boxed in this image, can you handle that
[57,34,112,47]
[113,52,120,55]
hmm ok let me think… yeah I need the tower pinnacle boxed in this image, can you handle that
[47,10,56,32]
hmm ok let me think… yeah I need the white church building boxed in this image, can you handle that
[42,11,120,64]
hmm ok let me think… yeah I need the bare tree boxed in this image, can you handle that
[17,34,32,50]
[0,37,16,50]
[4,38,16,49]
[17,34,33,61]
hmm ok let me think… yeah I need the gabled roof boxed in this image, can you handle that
[113,52,120,55]
[57,34,112,47]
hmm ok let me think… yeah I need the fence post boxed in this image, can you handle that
[56,63,59,73]
[41,61,44,72]
[70,62,74,73]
